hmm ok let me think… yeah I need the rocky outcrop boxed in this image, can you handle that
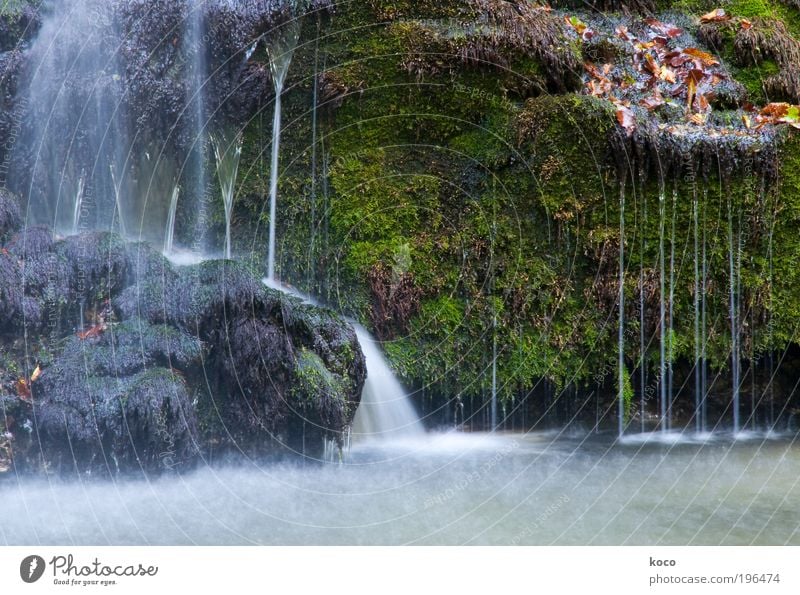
[0,201,365,475]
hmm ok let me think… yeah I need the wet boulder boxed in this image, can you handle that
[0,187,20,240]
[0,231,366,473]
[116,257,366,456]
[32,320,203,474]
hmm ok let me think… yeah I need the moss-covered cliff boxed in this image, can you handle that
[225,0,800,429]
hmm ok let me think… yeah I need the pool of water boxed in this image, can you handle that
[2,430,799,545]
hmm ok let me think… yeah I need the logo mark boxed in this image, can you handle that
[20,555,45,583]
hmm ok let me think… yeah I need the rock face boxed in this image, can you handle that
[0,197,365,475]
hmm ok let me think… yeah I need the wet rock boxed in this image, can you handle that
[30,318,203,474]
[0,187,20,240]
[0,230,365,473]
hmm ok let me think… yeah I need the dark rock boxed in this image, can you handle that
[32,321,203,474]
[0,231,366,474]
[0,187,20,239]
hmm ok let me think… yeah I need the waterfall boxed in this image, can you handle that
[658,182,667,432]
[71,174,85,235]
[693,182,701,433]
[618,181,626,438]
[211,130,243,258]
[164,186,180,254]
[109,165,127,237]
[728,195,740,433]
[638,171,646,432]
[351,325,425,441]
[187,0,209,255]
[265,20,300,280]
[667,185,677,430]
[263,279,425,442]
[9,0,216,243]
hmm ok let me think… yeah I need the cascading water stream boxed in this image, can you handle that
[728,195,740,433]
[618,180,626,438]
[265,20,300,281]
[72,174,85,235]
[262,278,425,443]
[350,325,425,441]
[658,182,667,432]
[211,130,243,258]
[164,186,180,254]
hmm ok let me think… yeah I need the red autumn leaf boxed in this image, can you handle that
[686,68,706,84]
[646,18,683,38]
[16,378,31,401]
[644,53,659,75]
[760,103,790,118]
[700,8,729,24]
[616,105,636,135]
[686,76,697,109]
[688,112,708,125]
[659,65,677,83]
[640,93,665,110]
[615,25,632,41]
[77,323,107,341]
[694,92,710,112]
[684,47,720,67]
[666,52,692,68]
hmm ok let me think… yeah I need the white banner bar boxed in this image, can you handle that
[0,547,797,594]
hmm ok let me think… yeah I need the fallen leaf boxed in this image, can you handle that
[615,25,632,41]
[760,102,790,118]
[742,114,752,128]
[659,65,677,83]
[684,47,720,67]
[77,323,107,341]
[15,378,31,401]
[640,93,665,110]
[700,8,730,24]
[565,15,589,36]
[644,53,659,75]
[30,365,41,383]
[740,19,752,30]
[616,105,636,135]
[646,18,683,38]
[688,112,708,125]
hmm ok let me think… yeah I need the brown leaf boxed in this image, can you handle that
[688,112,708,125]
[616,105,636,135]
[740,19,752,30]
[644,53,659,75]
[700,9,730,24]
[684,47,720,67]
[686,68,706,84]
[659,65,677,83]
[615,25,632,41]
[77,323,107,341]
[640,93,665,110]
[15,378,31,401]
[760,102,790,118]
[30,365,41,383]
[646,18,683,38]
